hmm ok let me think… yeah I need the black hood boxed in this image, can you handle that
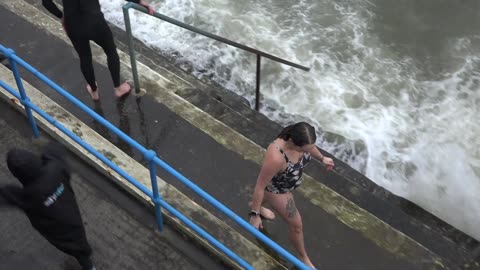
[6,149,42,186]
[41,142,67,162]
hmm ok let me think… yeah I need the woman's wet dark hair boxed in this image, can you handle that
[277,122,316,147]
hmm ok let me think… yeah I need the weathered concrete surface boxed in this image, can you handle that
[1,0,479,269]
[0,98,227,270]
[0,63,283,269]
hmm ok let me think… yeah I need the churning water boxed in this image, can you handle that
[101,0,480,240]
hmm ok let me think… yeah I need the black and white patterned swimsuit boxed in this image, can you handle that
[265,143,311,194]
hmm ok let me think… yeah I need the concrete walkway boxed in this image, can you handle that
[0,0,479,269]
[0,97,228,270]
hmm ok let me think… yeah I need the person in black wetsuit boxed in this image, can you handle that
[41,0,154,100]
[0,143,95,270]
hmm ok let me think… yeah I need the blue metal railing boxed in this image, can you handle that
[0,44,311,270]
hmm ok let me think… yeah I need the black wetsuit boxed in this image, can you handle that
[0,143,94,270]
[42,0,141,91]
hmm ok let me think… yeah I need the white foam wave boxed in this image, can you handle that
[100,0,480,240]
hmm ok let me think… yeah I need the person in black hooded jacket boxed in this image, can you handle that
[0,143,95,270]
[41,0,154,100]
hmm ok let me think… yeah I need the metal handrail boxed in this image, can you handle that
[122,2,310,110]
[0,45,312,270]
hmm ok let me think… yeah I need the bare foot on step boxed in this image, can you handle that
[114,82,132,98]
[300,256,316,269]
[86,84,100,101]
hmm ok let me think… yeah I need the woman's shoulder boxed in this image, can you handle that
[265,141,286,164]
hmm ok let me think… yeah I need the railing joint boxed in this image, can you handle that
[143,149,157,162]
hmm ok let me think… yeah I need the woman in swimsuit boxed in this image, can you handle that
[248,122,335,269]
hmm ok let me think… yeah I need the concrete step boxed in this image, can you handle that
[1,0,478,269]
[0,102,226,270]
[0,57,285,269]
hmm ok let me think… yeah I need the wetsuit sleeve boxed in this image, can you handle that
[125,0,141,4]
[42,0,64,19]
[0,185,26,209]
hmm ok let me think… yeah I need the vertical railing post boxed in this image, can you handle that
[255,54,261,111]
[144,150,164,231]
[6,49,39,138]
[123,5,141,94]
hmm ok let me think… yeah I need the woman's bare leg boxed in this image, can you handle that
[264,192,315,269]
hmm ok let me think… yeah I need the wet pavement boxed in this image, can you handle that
[1,1,479,269]
[0,98,227,270]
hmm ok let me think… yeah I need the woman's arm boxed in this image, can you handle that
[309,146,335,168]
[249,145,283,229]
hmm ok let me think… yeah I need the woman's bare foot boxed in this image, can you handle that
[86,84,99,101]
[300,256,316,269]
[114,82,132,98]
[248,202,276,220]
